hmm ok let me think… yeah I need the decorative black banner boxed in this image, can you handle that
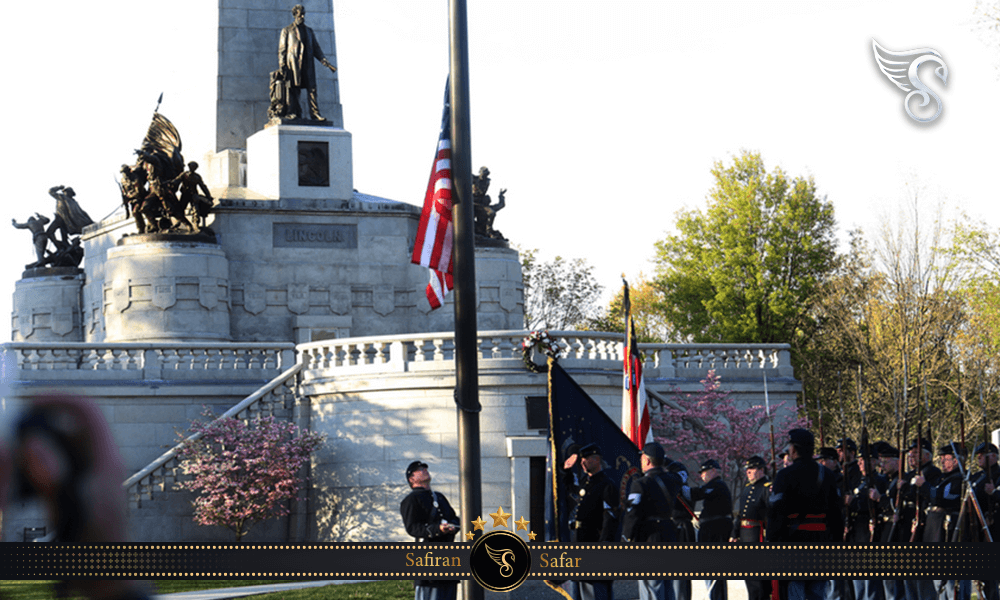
[2,544,997,581]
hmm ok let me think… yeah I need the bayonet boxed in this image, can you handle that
[764,373,777,480]
[856,365,877,542]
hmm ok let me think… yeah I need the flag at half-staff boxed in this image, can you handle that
[621,278,651,449]
[411,81,454,309]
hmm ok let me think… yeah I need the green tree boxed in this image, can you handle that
[652,150,839,345]
[519,248,603,330]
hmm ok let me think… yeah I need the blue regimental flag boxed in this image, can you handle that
[545,361,642,544]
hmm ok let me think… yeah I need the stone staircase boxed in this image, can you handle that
[122,361,305,510]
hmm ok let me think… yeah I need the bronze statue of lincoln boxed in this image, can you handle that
[278,4,337,121]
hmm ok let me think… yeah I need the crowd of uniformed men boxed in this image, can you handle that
[558,430,1000,600]
[397,428,999,600]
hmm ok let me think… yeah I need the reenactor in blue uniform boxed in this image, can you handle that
[971,442,999,600]
[846,443,886,600]
[667,459,695,600]
[729,456,770,600]
[691,459,732,600]
[569,443,619,600]
[400,461,461,600]
[902,439,941,600]
[767,429,843,600]
[870,443,905,600]
[622,442,683,600]
[925,443,969,600]
[813,448,850,600]
[837,438,862,498]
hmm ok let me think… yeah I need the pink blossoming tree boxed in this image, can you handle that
[175,411,325,543]
[653,370,810,492]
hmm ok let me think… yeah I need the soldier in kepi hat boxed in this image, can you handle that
[870,442,905,600]
[666,458,696,600]
[400,460,460,600]
[729,456,770,600]
[567,443,619,600]
[690,459,732,600]
[847,443,888,600]
[767,428,842,600]
[971,442,1000,600]
[900,438,940,600]
[622,442,684,600]
[925,443,970,600]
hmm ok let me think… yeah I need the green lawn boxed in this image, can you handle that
[0,580,414,600]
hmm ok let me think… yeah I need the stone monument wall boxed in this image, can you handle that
[80,195,525,344]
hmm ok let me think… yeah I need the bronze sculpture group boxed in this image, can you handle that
[118,112,213,235]
[12,186,93,270]
[472,166,506,241]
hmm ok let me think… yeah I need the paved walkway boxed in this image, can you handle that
[151,580,361,600]
[152,579,750,600]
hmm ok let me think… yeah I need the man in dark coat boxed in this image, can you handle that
[926,443,970,600]
[730,456,770,600]
[622,442,682,600]
[767,429,843,600]
[569,443,619,600]
[279,4,337,121]
[971,442,1000,600]
[846,444,886,600]
[691,459,732,600]
[400,460,460,600]
[902,438,941,600]
[867,444,903,600]
[667,459,695,600]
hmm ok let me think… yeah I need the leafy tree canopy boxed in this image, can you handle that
[652,150,838,345]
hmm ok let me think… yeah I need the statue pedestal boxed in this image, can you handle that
[246,124,353,200]
[12,269,84,341]
[103,238,232,342]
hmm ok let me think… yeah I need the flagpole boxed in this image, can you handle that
[448,1,483,599]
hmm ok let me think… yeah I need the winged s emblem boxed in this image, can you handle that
[872,39,948,123]
[485,544,514,578]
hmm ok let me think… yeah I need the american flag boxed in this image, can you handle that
[411,83,455,309]
[622,278,652,448]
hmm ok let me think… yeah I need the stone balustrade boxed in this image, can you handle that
[297,330,794,380]
[5,342,296,381]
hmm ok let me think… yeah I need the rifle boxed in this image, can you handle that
[857,366,877,542]
[816,395,825,449]
[909,407,924,543]
[949,435,993,543]
[764,373,777,480]
[886,406,909,542]
[922,374,933,459]
[114,176,130,218]
[837,373,848,516]
[952,406,971,542]
[981,383,995,528]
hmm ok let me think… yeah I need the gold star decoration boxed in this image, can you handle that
[514,516,529,531]
[465,531,475,541]
[471,516,487,531]
[489,506,512,528]
[527,530,537,541]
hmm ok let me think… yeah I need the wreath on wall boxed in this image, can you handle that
[521,330,561,373]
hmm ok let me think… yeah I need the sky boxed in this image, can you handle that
[2,0,998,342]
